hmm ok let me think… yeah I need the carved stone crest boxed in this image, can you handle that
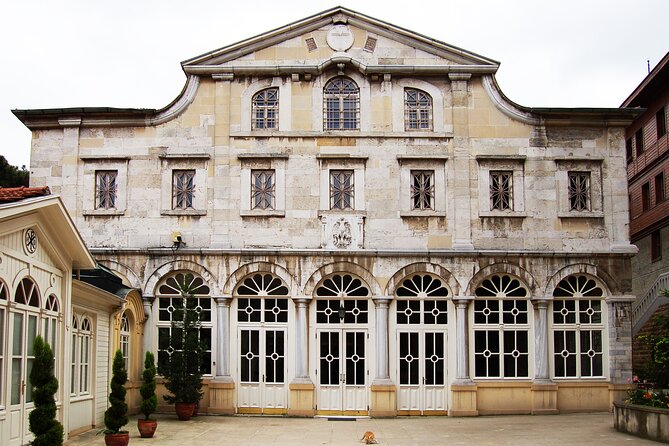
[332,218,352,248]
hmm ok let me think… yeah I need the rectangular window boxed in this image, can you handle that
[172,170,195,210]
[552,299,603,378]
[636,128,644,156]
[652,230,662,262]
[251,170,276,210]
[626,138,633,164]
[490,171,513,211]
[410,170,435,210]
[252,88,279,130]
[330,170,354,210]
[657,107,667,139]
[642,182,651,211]
[656,172,665,204]
[568,172,590,211]
[95,170,117,209]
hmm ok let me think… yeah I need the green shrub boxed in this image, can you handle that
[140,351,158,420]
[29,336,64,446]
[104,350,128,433]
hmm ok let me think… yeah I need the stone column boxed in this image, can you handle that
[370,297,395,417]
[289,297,315,416]
[373,298,391,383]
[214,296,232,379]
[293,298,311,381]
[450,297,478,416]
[606,295,635,407]
[141,295,154,361]
[534,299,550,381]
[530,298,558,414]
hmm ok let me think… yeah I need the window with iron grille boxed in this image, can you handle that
[404,88,432,131]
[551,275,605,378]
[252,88,278,130]
[172,170,195,210]
[251,170,276,210]
[410,170,434,210]
[330,170,354,210]
[568,172,590,211]
[95,170,117,209]
[472,274,530,379]
[490,171,512,211]
[323,77,359,130]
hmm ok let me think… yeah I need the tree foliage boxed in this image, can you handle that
[140,351,158,420]
[0,155,29,187]
[161,287,204,405]
[635,303,669,388]
[104,350,128,433]
[29,336,64,446]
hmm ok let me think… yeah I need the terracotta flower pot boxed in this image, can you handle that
[104,432,129,446]
[137,418,158,438]
[175,402,197,420]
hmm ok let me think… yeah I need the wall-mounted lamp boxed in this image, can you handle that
[172,231,185,250]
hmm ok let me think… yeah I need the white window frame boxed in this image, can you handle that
[120,313,130,373]
[0,280,7,408]
[71,314,93,398]
[239,154,287,217]
[477,156,526,217]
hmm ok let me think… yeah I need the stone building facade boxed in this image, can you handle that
[14,7,639,417]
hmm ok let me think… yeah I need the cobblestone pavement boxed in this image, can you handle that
[65,412,656,445]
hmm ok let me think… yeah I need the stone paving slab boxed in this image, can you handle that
[65,413,657,445]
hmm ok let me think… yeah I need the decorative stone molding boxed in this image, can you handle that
[320,214,364,249]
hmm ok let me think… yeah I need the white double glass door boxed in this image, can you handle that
[396,330,447,414]
[237,327,287,413]
[317,329,368,414]
[8,311,38,446]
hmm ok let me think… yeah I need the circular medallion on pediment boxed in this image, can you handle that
[24,228,38,255]
[327,24,354,52]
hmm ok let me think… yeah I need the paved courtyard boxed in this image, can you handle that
[64,412,656,445]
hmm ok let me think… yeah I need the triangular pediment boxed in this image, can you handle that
[182,6,498,76]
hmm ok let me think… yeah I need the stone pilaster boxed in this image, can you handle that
[450,297,477,416]
[289,297,315,416]
[209,296,234,414]
[371,297,395,417]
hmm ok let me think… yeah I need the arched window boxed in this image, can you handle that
[252,88,279,129]
[14,277,40,307]
[396,274,449,325]
[234,273,289,387]
[157,272,212,375]
[120,313,131,372]
[404,88,432,130]
[473,274,530,378]
[323,77,360,130]
[552,274,605,378]
[315,273,370,324]
[43,294,60,370]
[71,315,92,396]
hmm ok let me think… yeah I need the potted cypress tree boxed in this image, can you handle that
[29,336,64,446]
[137,351,158,438]
[161,286,204,420]
[103,350,129,446]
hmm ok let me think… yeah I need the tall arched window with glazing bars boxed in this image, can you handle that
[157,272,212,375]
[473,274,530,378]
[120,313,131,372]
[252,88,279,130]
[552,274,605,378]
[323,77,360,130]
[395,274,449,389]
[404,88,432,131]
[0,280,7,404]
[235,273,290,388]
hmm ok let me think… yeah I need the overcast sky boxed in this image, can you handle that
[1,0,667,169]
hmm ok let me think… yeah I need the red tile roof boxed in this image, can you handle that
[0,186,51,203]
